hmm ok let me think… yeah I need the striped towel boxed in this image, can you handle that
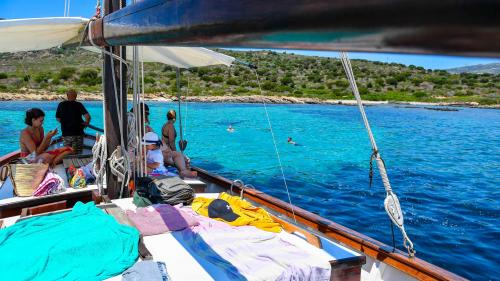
[33,172,65,197]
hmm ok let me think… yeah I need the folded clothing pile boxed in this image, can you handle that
[33,171,65,196]
[126,204,199,236]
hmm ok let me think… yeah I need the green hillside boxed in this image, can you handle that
[0,48,499,105]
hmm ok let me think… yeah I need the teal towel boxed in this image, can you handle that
[0,202,139,281]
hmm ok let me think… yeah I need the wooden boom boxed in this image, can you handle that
[84,0,500,57]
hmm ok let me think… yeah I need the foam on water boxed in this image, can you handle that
[0,101,498,279]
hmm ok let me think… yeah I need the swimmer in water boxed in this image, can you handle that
[287,137,296,145]
[227,125,235,132]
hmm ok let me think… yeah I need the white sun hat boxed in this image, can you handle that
[141,132,161,145]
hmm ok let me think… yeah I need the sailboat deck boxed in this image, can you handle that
[0,192,363,280]
[106,195,361,280]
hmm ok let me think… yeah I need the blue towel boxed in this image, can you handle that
[0,202,139,281]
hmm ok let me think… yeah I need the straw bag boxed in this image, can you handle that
[10,163,49,197]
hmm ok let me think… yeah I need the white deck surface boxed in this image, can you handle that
[107,196,335,281]
[0,184,98,206]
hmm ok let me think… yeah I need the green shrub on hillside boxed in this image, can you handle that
[58,67,77,80]
[77,69,99,85]
[0,73,7,79]
[226,77,240,85]
[386,77,398,86]
[144,76,155,84]
[262,81,276,91]
[211,76,224,83]
[34,72,52,83]
[281,75,294,87]
[413,91,428,98]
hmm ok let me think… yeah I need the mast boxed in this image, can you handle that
[103,0,128,199]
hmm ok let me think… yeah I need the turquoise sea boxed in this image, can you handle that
[0,101,498,280]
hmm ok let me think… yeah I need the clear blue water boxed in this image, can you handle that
[0,101,498,280]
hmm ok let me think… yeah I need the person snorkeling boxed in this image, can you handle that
[287,137,302,146]
[227,124,235,133]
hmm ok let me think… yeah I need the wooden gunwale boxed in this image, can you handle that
[193,166,467,281]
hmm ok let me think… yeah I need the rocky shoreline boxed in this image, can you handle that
[0,91,497,109]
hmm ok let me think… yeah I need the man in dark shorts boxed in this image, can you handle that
[56,89,91,154]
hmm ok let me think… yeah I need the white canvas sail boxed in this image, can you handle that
[0,17,87,53]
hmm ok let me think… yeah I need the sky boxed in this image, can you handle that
[2,0,500,70]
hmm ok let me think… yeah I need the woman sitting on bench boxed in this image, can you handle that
[20,108,73,165]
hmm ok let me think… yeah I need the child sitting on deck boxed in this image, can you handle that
[142,132,169,176]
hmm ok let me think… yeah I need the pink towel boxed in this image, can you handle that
[126,204,199,236]
[33,172,64,197]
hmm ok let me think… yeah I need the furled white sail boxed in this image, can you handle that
[0,17,87,53]
[0,17,234,68]
[83,46,235,69]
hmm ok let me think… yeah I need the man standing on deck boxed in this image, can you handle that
[56,89,91,154]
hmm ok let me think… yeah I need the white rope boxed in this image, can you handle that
[141,61,147,175]
[92,134,107,194]
[339,51,415,257]
[132,45,141,177]
[252,69,297,223]
[108,146,130,192]
[127,112,137,150]
[184,73,189,139]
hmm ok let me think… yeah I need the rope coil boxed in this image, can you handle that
[92,134,107,193]
[108,146,131,198]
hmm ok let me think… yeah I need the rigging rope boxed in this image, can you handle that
[252,69,297,223]
[176,68,186,152]
[141,61,147,175]
[184,72,190,139]
[339,51,415,257]
[63,0,71,17]
[92,134,107,194]
[131,44,141,177]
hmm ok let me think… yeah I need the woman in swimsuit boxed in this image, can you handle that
[160,109,197,178]
[19,108,72,165]
[161,109,177,151]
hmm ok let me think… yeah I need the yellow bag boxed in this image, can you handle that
[10,163,49,197]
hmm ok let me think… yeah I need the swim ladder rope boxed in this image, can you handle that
[252,69,297,223]
[339,52,415,257]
